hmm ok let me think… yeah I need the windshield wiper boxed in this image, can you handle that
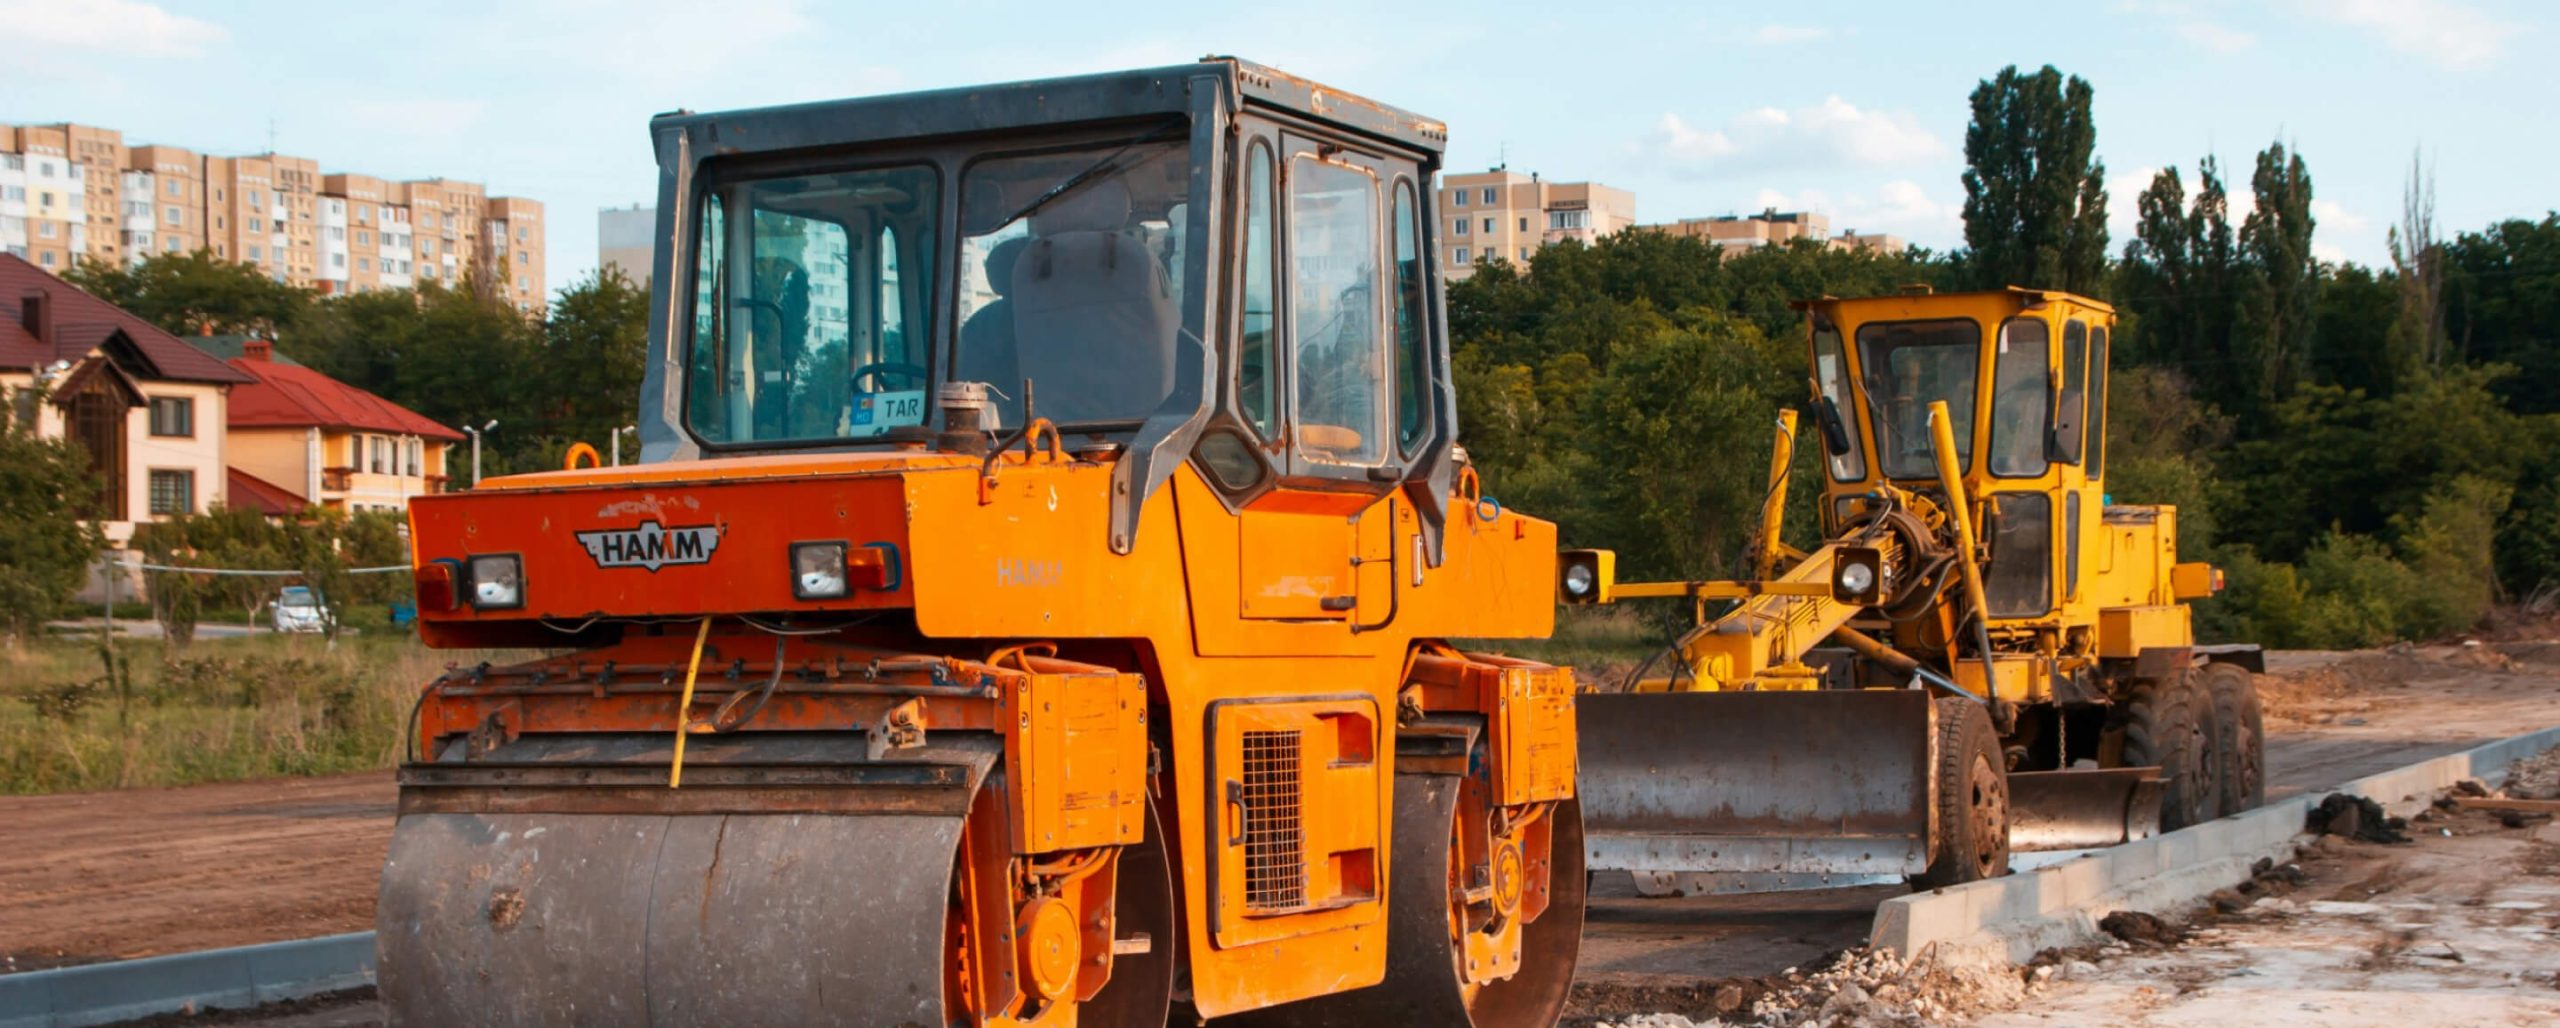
[989,120,1187,234]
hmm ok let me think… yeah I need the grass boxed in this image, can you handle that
[1458,605,1676,686]
[0,631,520,795]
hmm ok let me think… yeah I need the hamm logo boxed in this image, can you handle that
[576,521,722,572]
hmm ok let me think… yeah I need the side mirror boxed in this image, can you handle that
[2047,386,2085,465]
[1557,549,1616,604]
[1815,397,1855,458]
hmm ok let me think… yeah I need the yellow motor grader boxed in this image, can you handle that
[1563,287,2264,888]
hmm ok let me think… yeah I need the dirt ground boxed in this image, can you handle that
[3,641,2555,1026]
[0,771,392,972]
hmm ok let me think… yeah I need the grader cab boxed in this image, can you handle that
[378,59,1586,1026]
[1566,287,2265,890]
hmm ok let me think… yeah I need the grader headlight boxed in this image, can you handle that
[1831,545,1883,605]
[1558,549,1616,604]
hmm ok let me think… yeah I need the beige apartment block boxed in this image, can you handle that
[486,196,545,308]
[1646,208,1908,255]
[1437,169,1636,279]
[598,204,653,288]
[0,121,545,309]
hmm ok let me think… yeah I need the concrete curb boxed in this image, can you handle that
[1869,724,2560,966]
[0,932,374,1028]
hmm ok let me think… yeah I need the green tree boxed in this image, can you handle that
[1960,65,2109,295]
[535,267,651,452]
[2235,140,2319,408]
[61,250,312,337]
[2443,214,2560,413]
[0,385,104,645]
[2121,159,2238,387]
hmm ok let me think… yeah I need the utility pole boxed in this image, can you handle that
[464,419,499,487]
[610,424,637,466]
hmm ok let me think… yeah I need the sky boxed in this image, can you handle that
[4,0,2554,300]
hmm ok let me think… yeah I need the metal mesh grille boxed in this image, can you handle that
[1240,730,1306,910]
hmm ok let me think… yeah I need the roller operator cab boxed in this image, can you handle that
[381,59,1584,1028]
[1567,287,2263,895]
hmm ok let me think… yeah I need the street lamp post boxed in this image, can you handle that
[610,424,639,467]
[464,419,499,487]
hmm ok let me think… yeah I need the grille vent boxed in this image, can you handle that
[1240,729,1306,911]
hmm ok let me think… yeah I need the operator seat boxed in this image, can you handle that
[1007,177,1177,425]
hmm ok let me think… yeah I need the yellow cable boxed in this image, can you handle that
[670,616,711,788]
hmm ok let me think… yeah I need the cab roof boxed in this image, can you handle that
[650,56,1448,162]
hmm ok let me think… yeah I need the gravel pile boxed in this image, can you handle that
[1597,946,2028,1028]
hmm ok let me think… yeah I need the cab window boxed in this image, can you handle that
[1989,318,2050,477]
[1811,320,1865,481]
[1239,141,1279,437]
[686,164,937,446]
[1288,157,1384,467]
[1856,319,1980,479]
[1391,179,1429,455]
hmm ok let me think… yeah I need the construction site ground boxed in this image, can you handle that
[4,641,2555,1025]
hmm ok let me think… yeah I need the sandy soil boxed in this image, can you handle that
[1974,806,2560,1027]
[0,772,393,971]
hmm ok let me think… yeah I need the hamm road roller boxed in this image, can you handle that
[381,59,1583,1026]
[1563,287,2266,891]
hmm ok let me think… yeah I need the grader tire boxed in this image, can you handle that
[2201,661,2266,818]
[2122,675,2214,831]
[1914,698,2010,889]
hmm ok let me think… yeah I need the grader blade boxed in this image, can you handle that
[1576,689,1935,877]
[2006,767,2165,852]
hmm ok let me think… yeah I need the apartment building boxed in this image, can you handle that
[1645,209,1908,255]
[1437,169,1636,279]
[0,121,546,309]
[598,204,654,288]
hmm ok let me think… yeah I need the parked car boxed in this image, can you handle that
[272,585,334,634]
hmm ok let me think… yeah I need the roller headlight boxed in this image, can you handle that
[467,554,524,610]
[1562,563,1596,598]
[1831,545,1883,605]
[793,541,850,600]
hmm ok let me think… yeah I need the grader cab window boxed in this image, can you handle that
[1289,157,1385,467]
[1811,320,1865,481]
[1239,142,1279,437]
[1857,319,1980,480]
[954,134,1191,428]
[686,165,937,445]
[1989,318,2050,477]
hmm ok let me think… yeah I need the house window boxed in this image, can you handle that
[1519,247,1531,260]
[148,396,193,437]
[406,439,422,476]
[149,469,194,515]
[165,180,181,197]
[1453,247,1471,264]
[37,221,55,239]
[371,436,389,474]
[1519,217,1529,232]
[1481,187,1496,204]
[40,251,56,267]
[1451,219,1468,237]
[164,206,182,226]
[1482,217,1494,233]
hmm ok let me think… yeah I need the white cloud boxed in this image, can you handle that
[346,99,489,139]
[2293,0,2510,69]
[2119,2,2256,53]
[0,0,225,57]
[1744,179,1962,241]
[2313,242,2349,264]
[1748,24,1832,45]
[1640,97,1946,179]
[2310,198,2369,235]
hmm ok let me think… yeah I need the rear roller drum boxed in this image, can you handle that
[2200,661,2265,818]
[1913,697,2009,888]
[2120,673,2214,831]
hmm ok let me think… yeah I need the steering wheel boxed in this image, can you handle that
[852,362,930,392]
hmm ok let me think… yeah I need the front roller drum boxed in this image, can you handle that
[1245,776,1588,1028]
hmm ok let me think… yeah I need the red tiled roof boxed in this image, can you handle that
[225,352,465,441]
[0,254,254,385]
[226,467,307,517]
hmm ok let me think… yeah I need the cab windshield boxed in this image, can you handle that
[685,165,938,445]
[1856,319,1980,479]
[955,131,1191,428]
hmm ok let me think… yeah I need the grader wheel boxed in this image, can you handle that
[2201,661,2266,818]
[2121,674,2215,831]
[1914,697,2010,888]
